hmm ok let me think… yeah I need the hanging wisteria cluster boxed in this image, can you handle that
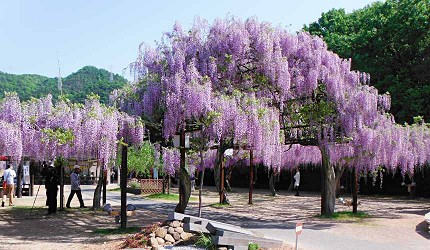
[0,93,144,167]
[113,16,430,176]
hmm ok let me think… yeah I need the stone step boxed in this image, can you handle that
[212,236,283,249]
[206,222,255,236]
[183,222,210,234]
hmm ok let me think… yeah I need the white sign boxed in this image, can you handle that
[295,222,303,235]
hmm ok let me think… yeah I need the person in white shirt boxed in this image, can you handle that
[66,165,86,208]
[294,168,300,196]
[3,164,16,206]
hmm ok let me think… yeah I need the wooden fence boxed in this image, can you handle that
[128,178,167,194]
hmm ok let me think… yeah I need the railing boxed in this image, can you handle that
[128,178,167,194]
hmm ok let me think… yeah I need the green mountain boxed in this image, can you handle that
[0,66,128,104]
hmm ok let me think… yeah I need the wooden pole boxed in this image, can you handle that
[352,167,358,214]
[59,162,64,211]
[120,145,128,228]
[179,129,186,207]
[249,149,254,205]
[102,168,107,205]
[220,156,225,204]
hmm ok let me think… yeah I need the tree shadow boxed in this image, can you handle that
[415,221,430,240]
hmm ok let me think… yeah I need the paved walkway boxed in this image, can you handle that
[1,184,429,249]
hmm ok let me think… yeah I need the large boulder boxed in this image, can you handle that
[155,228,167,238]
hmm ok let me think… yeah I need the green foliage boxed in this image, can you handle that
[127,142,158,177]
[305,0,430,124]
[248,242,259,250]
[41,127,75,145]
[0,66,127,104]
[194,233,215,250]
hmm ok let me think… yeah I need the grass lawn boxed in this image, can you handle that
[317,211,370,221]
[144,193,197,201]
[108,187,121,192]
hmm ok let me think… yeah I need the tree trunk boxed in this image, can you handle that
[214,140,229,204]
[320,146,336,216]
[335,165,345,198]
[269,169,277,196]
[92,161,104,210]
[175,130,191,213]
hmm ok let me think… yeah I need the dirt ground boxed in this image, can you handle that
[0,186,428,249]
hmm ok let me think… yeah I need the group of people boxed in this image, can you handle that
[40,161,86,215]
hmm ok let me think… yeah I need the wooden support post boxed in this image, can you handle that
[352,167,358,214]
[59,163,64,211]
[102,169,107,205]
[120,145,128,229]
[16,164,22,198]
[249,149,254,205]
[220,157,225,204]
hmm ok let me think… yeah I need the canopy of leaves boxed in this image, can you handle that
[304,0,430,124]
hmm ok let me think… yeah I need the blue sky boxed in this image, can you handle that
[0,0,376,80]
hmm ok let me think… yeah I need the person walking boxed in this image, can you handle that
[3,164,16,206]
[294,168,301,196]
[41,161,59,215]
[66,165,86,208]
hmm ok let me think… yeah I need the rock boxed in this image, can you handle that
[164,234,175,243]
[218,248,228,250]
[149,237,158,247]
[174,227,184,233]
[152,246,160,250]
[172,232,181,241]
[149,233,155,237]
[180,222,184,227]
[167,227,175,234]
[172,220,181,228]
[155,228,167,238]
[180,232,191,240]
[156,237,165,245]
[164,242,173,246]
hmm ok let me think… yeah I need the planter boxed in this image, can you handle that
[126,187,142,195]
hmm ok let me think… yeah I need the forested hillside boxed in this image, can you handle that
[0,66,128,104]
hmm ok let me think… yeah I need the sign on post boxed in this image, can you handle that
[296,222,303,235]
[295,222,303,250]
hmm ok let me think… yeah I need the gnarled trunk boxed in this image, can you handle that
[92,161,103,210]
[320,146,336,216]
[269,169,278,196]
[175,130,191,213]
[214,140,228,204]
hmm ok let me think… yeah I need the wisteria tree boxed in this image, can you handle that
[1,92,144,209]
[114,17,430,216]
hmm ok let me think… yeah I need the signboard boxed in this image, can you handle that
[296,222,303,235]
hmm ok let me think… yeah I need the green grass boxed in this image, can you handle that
[194,232,215,250]
[209,203,231,208]
[108,187,121,192]
[317,211,370,221]
[94,227,141,235]
[145,193,197,201]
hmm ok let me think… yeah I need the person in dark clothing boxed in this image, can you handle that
[41,161,59,215]
[66,165,86,208]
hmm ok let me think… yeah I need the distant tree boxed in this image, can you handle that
[305,0,430,123]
